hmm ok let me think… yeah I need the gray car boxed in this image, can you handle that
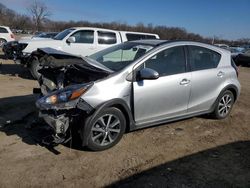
[35,40,240,151]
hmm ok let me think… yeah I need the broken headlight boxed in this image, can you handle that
[43,84,91,105]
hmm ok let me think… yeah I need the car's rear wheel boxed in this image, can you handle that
[0,38,7,48]
[84,107,126,151]
[29,58,42,80]
[212,90,235,119]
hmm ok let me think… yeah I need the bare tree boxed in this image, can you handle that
[27,0,51,31]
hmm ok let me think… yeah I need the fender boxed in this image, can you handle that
[210,84,239,112]
[81,98,135,146]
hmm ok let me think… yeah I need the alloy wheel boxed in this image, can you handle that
[218,94,233,117]
[91,114,121,146]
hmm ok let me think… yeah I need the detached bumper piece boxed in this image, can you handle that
[41,134,72,147]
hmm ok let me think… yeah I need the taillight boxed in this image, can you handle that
[231,58,239,77]
[10,33,15,39]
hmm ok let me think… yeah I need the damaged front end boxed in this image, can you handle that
[2,41,28,63]
[34,48,112,146]
[36,84,94,145]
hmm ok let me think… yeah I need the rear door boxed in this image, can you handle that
[133,46,192,125]
[96,30,121,52]
[187,45,224,113]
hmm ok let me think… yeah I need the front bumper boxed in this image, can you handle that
[39,112,70,134]
[36,96,94,135]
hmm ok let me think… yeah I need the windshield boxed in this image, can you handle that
[53,28,75,40]
[89,42,154,72]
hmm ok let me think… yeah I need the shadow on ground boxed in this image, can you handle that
[0,59,33,80]
[109,141,250,188]
[0,94,56,150]
[0,94,84,154]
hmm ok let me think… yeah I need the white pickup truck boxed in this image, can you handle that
[9,27,159,78]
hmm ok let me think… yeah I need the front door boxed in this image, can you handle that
[133,46,191,125]
[63,30,96,57]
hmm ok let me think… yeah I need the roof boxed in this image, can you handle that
[70,27,117,32]
[0,26,10,29]
[130,39,167,46]
[129,39,231,54]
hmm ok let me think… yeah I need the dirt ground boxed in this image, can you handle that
[0,52,249,188]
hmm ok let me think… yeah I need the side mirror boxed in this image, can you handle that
[138,68,159,80]
[66,36,76,44]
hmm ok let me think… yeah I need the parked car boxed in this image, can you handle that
[34,40,240,151]
[3,27,159,79]
[32,32,58,39]
[234,49,250,66]
[0,26,15,47]
[20,32,59,40]
[3,32,59,59]
[214,44,230,50]
[229,47,245,65]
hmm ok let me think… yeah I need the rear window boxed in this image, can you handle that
[126,33,156,41]
[98,31,117,44]
[0,27,8,33]
[188,46,221,71]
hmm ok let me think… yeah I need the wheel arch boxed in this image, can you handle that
[211,84,239,112]
[0,37,7,41]
[223,84,239,101]
[94,99,135,132]
[81,99,135,146]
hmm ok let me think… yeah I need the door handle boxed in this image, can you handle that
[180,79,190,85]
[217,71,225,77]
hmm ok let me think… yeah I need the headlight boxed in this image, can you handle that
[44,84,90,105]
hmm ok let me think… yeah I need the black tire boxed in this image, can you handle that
[83,107,126,151]
[0,38,7,48]
[29,58,42,80]
[212,90,235,119]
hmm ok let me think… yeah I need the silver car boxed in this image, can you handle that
[35,40,240,151]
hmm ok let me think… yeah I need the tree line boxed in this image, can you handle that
[0,2,249,46]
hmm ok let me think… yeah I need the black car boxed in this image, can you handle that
[235,49,250,67]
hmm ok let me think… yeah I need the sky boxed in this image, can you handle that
[1,0,250,40]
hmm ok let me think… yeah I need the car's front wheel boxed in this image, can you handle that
[212,90,235,119]
[84,107,126,151]
[29,58,42,80]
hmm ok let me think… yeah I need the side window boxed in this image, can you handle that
[188,46,221,71]
[126,34,156,41]
[144,46,186,76]
[144,35,157,39]
[71,30,94,44]
[0,27,8,33]
[98,31,117,44]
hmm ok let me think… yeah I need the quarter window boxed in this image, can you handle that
[144,46,186,76]
[188,46,221,71]
[0,27,8,33]
[71,30,94,44]
[98,31,117,44]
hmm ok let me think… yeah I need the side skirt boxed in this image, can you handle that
[131,109,213,131]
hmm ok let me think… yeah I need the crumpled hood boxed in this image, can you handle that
[33,47,112,95]
[36,47,113,73]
